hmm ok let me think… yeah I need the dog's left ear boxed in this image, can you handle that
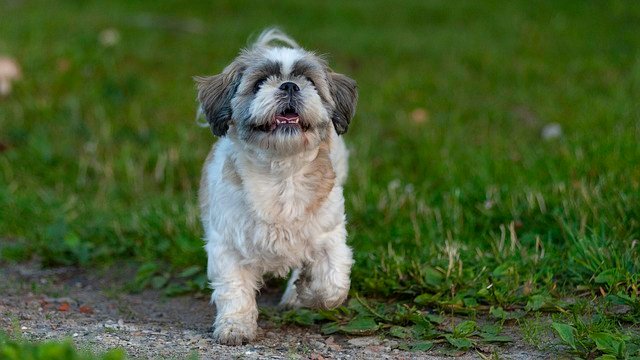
[195,63,243,137]
[328,73,358,135]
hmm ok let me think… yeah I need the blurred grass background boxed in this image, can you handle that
[1,0,639,308]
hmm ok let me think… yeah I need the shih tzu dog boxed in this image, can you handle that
[196,28,358,345]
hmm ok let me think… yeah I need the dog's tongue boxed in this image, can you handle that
[275,113,299,122]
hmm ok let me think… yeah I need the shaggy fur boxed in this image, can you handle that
[196,28,358,345]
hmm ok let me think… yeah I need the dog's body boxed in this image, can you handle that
[196,29,357,345]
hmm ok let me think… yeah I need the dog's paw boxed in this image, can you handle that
[297,285,349,310]
[213,318,257,346]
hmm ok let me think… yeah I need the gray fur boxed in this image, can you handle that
[253,28,300,49]
[196,62,244,136]
[328,73,358,135]
[195,28,357,147]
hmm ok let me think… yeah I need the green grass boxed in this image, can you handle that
[0,333,125,360]
[1,0,640,357]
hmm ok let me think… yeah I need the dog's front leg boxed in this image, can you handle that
[290,226,354,309]
[207,243,259,345]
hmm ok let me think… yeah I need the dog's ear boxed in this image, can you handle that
[328,73,358,135]
[195,63,243,137]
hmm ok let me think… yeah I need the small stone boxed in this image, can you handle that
[365,345,387,353]
[99,28,120,47]
[609,304,632,315]
[541,123,562,140]
[410,108,429,124]
[383,339,399,349]
[347,336,381,347]
[309,339,326,349]
[0,56,21,96]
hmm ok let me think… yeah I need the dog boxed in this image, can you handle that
[196,28,358,345]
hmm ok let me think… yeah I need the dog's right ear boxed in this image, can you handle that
[195,63,243,137]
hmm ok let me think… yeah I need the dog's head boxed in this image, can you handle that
[196,28,358,156]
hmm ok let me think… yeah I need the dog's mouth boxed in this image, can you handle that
[253,108,310,133]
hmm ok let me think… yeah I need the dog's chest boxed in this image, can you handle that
[238,146,336,226]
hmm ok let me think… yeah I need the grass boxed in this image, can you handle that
[1,0,639,357]
[0,332,125,360]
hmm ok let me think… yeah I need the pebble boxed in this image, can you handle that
[309,339,326,349]
[541,123,563,140]
[347,336,381,347]
[383,339,399,348]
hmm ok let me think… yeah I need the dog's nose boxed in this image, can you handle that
[279,82,300,95]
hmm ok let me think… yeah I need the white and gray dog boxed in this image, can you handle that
[196,28,358,345]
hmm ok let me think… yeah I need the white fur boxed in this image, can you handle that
[201,131,352,345]
[265,47,304,75]
[198,28,355,346]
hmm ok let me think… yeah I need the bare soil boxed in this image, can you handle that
[0,262,550,359]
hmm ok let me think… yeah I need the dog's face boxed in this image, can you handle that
[197,44,357,156]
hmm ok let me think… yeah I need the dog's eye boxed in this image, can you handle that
[253,78,267,93]
[306,77,315,87]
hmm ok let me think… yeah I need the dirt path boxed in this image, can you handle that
[0,262,548,359]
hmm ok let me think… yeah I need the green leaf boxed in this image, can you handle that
[590,332,626,357]
[492,263,514,277]
[321,322,340,335]
[454,320,477,337]
[411,340,434,351]
[423,267,444,287]
[411,323,436,339]
[594,355,617,360]
[283,309,323,326]
[407,313,431,327]
[489,306,523,320]
[414,293,434,305]
[415,291,444,306]
[445,335,473,349]
[425,313,444,324]
[316,309,341,322]
[178,265,201,278]
[606,292,635,306]
[490,306,508,320]
[480,332,512,343]
[480,324,501,336]
[132,262,159,290]
[340,316,379,335]
[389,326,411,339]
[552,322,577,350]
[347,298,373,317]
[164,283,190,296]
[525,294,547,312]
[463,297,478,307]
[595,269,624,286]
[150,275,168,289]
